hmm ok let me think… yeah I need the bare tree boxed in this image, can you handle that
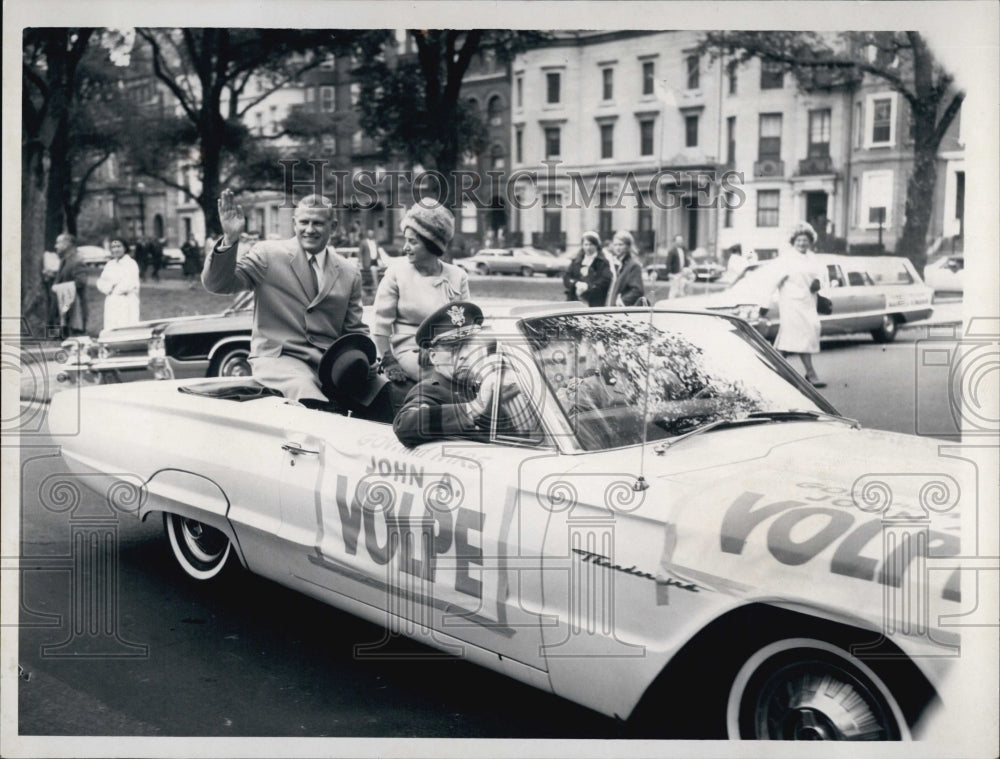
[701,31,963,271]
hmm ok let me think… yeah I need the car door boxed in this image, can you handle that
[274,400,550,675]
[841,266,884,332]
[821,264,857,334]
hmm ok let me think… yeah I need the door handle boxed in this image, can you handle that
[282,441,319,455]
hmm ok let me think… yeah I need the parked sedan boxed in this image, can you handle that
[457,247,569,277]
[923,254,964,294]
[56,292,254,386]
[658,254,933,343]
[646,254,724,282]
[51,305,962,740]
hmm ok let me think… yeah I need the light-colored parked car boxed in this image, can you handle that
[923,254,964,294]
[77,245,111,268]
[457,247,570,277]
[51,305,963,740]
[658,254,933,343]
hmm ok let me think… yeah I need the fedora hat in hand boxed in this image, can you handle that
[318,333,387,407]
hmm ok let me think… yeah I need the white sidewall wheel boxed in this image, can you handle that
[726,637,910,740]
[164,512,233,581]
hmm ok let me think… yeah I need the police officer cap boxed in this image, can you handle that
[415,301,484,348]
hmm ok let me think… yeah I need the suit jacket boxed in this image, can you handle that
[202,237,368,367]
[607,254,645,306]
[666,244,688,275]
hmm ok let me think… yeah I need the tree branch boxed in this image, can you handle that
[139,29,200,123]
[930,91,965,148]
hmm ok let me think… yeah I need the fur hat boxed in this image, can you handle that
[400,202,455,256]
[789,221,818,246]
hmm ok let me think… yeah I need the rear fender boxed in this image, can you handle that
[141,468,248,569]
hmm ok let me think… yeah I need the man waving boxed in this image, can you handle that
[202,190,368,404]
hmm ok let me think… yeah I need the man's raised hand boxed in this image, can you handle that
[218,189,245,247]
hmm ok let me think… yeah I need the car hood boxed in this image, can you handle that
[563,422,964,635]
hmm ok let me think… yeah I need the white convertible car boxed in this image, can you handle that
[50,306,964,740]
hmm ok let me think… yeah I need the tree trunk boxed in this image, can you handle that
[45,113,72,243]
[21,144,50,338]
[895,139,938,276]
[199,113,224,238]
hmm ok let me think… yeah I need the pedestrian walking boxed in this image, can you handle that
[767,221,826,388]
[181,235,202,288]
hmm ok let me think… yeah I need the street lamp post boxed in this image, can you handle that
[136,181,146,238]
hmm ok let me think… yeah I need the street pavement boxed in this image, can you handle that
[12,296,964,406]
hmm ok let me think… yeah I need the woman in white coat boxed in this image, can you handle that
[769,222,825,387]
[96,237,141,330]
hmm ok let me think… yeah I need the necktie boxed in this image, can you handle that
[308,254,320,298]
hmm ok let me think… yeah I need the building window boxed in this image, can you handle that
[600,123,614,159]
[255,111,264,135]
[758,113,782,160]
[639,119,655,156]
[320,53,336,70]
[861,170,893,228]
[756,190,780,227]
[270,205,281,235]
[642,60,655,96]
[351,130,362,153]
[760,61,784,90]
[686,54,699,90]
[516,76,523,108]
[515,128,523,163]
[350,83,360,107]
[637,196,652,237]
[269,105,279,135]
[808,109,831,158]
[726,116,736,164]
[320,86,335,113]
[853,101,863,149]
[727,61,738,95]
[598,192,614,240]
[543,193,561,236]
[602,67,614,101]
[544,126,561,158]
[684,114,699,148]
[490,144,505,170]
[546,72,561,104]
[871,96,893,145]
[487,95,503,127]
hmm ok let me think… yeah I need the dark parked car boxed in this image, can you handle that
[57,292,254,385]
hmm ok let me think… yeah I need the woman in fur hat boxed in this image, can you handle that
[373,202,470,387]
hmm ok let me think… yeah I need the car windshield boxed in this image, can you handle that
[519,311,830,451]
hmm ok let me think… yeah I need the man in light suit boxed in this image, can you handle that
[202,190,369,404]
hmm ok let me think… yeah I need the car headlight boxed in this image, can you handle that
[148,333,166,359]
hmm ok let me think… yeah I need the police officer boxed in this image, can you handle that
[393,301,520,447]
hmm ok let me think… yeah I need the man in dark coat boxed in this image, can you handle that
[664,234,689,299]
[149,237,164,281]
[393,301,524,447]
[49,233,88,338]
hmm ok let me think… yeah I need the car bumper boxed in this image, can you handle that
[149,356,210,381]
